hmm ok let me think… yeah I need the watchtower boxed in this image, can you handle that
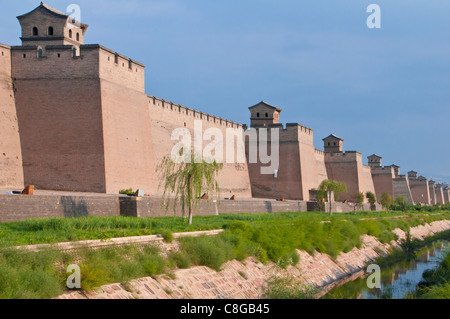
[249,101,282,128]
[368,154,382,168]
[17,2,88,55]
[408,171,418,180]
[391,165,400,177]
[323,134,344,153]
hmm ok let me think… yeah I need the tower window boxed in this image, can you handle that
[38,48,43,58]
[48,27,54,36]
[257,113,260,118]
[69,30,73,38]
[265,113,269,118]
[33,27,38,36]
[76,33,80,41]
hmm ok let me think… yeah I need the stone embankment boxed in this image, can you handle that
[56,220,450,299]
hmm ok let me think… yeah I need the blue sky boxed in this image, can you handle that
[1,1,449,182]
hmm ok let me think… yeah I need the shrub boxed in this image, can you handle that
[366,192,377,205]
[119,188,134,195]
[160,229,174,243]
[168,252,192,269]
[263,274,318,299]
[179,235,235,271]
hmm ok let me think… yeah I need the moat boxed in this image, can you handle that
[324,241,449,299]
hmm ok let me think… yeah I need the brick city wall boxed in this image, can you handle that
[99,47,158,195]
[11,45,107,192]
[324,152,376,203]
[409,178,431,205]
[149,95,252,199]
[0,43,24,189]
[246,124,322,201]
[393,176,414,204]
[0,194,120,223]
[371,166,395,202]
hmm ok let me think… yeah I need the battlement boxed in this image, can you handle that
[0,43,12,76]
[314,148,325,156]
[325,150,361,158]
[255,122,315,143]
[371,165,395,177]
[10,43,145,91]
[0,43,10,50]
[148,95,245,130]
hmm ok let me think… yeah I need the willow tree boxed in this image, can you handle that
[319,179,348,217]
[158,152,223,225]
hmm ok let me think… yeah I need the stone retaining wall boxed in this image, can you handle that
[56,219,450,299]
[120,197,309,218]
[0,194,120,222]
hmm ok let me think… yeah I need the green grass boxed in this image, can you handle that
[0,210,448,247]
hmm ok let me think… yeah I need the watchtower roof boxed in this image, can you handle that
[17,2,88,29]
[323,134,344,142]
[249,101,282,113]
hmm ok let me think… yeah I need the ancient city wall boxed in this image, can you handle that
[11,45,107,192]
[324,152,370,202]
[371,167,395,202]
[444,190,450,204]
[393,176,414,205]
[246,124,319,201]
[295,124,322,201]
[360,164,376,201]
[408,179,430,205]
[98,47,158,195]
[0,43,24,189]
[149,95,252,199]
[429,183,437,206]
[435,185,445,205]
[314,149,328,186]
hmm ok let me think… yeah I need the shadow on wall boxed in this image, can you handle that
[60,197,89,218]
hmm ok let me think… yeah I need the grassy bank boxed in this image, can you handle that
[0,210,449,247]
[0,211,449,299]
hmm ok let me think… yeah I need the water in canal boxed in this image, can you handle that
[324,241,449,299]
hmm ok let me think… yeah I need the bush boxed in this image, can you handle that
[179,235,235,271]
[160,229,174,243]
[263,274,318,299]
[119,188,134,195]
[366,192,377,205]
[168,252,192,269]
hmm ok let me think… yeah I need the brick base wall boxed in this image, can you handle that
[0,195,120,223]
[120,197,309,218]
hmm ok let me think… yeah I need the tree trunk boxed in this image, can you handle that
[329,191,333,217]
[188,174,193,225]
